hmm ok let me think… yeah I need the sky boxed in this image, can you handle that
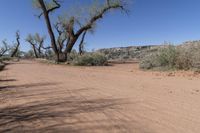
[0,0,200,51]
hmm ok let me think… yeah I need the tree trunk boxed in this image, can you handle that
[79,31,87,55]
[58,52,67,62]
[32,45,38,58]
[11,32,20,57]
[11,44,20,57]
[65,37,78,55]
[38,0,59,62]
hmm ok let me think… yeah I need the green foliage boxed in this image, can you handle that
[140,43,200,71]
[140,45,178,70]
[72,53,108,66]
[156,45,177,67]
[139,53,160,70]
[68,49,78,61]
[0,56,12,62]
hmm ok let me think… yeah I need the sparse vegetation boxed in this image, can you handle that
[0,56,12,62]
[140,41,200,71]
[97,45,161,61]
[72,53,108,66]
[26,33,46,58]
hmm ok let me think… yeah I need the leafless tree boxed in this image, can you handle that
[33,0,127,62]
[26,34,39,58]
[26,33,46,58]
[0,40,10,57]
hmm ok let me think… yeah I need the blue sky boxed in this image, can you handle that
[0,0,200,51]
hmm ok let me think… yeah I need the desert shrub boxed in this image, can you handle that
[175,47,192,70]
[140,43,200,70]
[157,45,177,67]
[68,49,78,61]
[0,56,12,62]
[73,53,108,66]
[175,43,200,70]
[140,45,178,70]
[139,53,161,70]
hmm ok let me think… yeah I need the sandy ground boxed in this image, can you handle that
[0,60,200,133]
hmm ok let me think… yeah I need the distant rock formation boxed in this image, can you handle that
[96,41,200,61]
[97,45,162,60]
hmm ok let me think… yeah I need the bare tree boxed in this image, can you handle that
[0,40,10,57]
[33,0,127,62]
[34,33,46,57]
[10,31,20,57]
[26,33,46,58]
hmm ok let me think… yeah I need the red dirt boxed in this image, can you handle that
[0,60,200,133]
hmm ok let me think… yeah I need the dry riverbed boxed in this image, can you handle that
[0,60,200,133]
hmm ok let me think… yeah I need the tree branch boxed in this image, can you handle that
[0,41,9,57]
[79,30,87,55]
[47,0,61,13]
[75,2,124,37]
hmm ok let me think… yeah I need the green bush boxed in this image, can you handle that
[73,53,108,66]
[140,45,178,70]
[140,43,200,71]
[0,56,12,62]
[139,53,161,70]
[175,47,192,70]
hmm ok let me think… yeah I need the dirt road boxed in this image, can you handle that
[0,60,200,133]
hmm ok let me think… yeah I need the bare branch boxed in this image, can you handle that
[79,31,87,55]
[0,40,10,57]
[41,46,52,50]
[47,0,61,13]
[75,1,125,37]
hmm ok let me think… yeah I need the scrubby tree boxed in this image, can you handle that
[33,0,127,62]
[26,34,39,58]
[26,33,47,58]
[0,31,21,58]
[0,40,10,57]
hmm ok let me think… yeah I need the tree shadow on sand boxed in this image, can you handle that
[0,82,59,91]
[0,82,152,133]
[0,96,135,133]
[0,79,17,82]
